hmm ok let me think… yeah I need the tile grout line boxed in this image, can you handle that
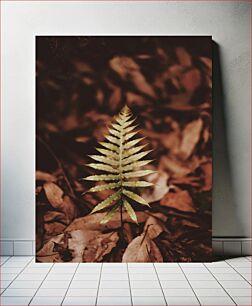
[225,260,252,286]
[0,256,34,296]
[126,263,133,306]
[28,260,55,305]
[61,263,80,305]
[178,263,201,306]
[0,256,12,266]
[153,263,168,306]
[203,263,238,305]
[95,263,103,306]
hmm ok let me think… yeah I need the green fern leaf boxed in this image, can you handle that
[91,190,121,213]
[88,155,119,166]
[123,170,155,179]
[122,189,150,207]
[88,182,121,193]
[124,137,145,150]
[123,200,138,223]
[123,160,152,172]
[83,174,120,181]
[99,141,119,152]
[122,181,153,188]
[82,105,154,224]
[122,150,152,166]
[100,204,120,224]
[87,163,119,173]
[95,148,119,160]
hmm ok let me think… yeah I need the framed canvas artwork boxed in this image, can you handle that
[36,36,212,262]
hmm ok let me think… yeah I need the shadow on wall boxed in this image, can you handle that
[212,42,245,237]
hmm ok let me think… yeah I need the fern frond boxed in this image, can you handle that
[82,105,154,223]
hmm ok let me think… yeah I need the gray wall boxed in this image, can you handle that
[1,1,250,240]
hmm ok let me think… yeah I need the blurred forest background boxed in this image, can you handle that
[36,36,212,262]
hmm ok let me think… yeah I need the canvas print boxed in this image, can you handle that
[36,36,212,262]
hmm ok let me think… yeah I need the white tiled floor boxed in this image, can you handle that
[0,256,251,305]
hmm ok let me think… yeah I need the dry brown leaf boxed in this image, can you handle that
[144,216,167,240]
[179,118,203,160]
[36,234,64,262]
[176,47,192,66]
[44,182,64,207]
[201,161,212,191]
[109,56,156,98]
[122,234,163,262]
[161,189,196,213]
[180,68,201,92]
[142,170,169,203]
[43,182,77,223]
[82,232,119,262]
[36,171,57,182]
[159,156,192,178]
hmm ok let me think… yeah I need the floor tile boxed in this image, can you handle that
[16,273,45,281]
[40,280,71,289]
[182,267,209,274]
[99,280,129,288]
[163,288,195,296]
[156,267,182,273]
[62,296,96,305]
[214,273,245,281]
[228,262,252,268]
[0,280,12,288]
[67,288,98,296]
[132,296,166,305]
[45,273,73,281]
[165,296,200,305]
[194,288,228,296]
[2,288,37,296]
[207,267,235,274]
[189,280,221,288]
[219,280,252,288]
[241,274,252,283]
[1,267,23,274]
[160,280,190,288]
[130,280,160,288]
[70,280,99,289]
[0,296,32,305]
[198,296,235,305]
[128,267,155,273]
[8,280,42,289]
[158,273,186,280]
[98,288,130,296]
[73,274,100,281]
[205,261,230,267]
[131,288,163,296]
[1,274,17,281]
[30,296,64,305]
[35,287,67,296]
[102,266,128,273]
[7,256,33,262]
[225,288,252,296]
[185,273,215,280]
[235,267,251,274]
[98,288,130,297]
[232,296,252,305]
[101,273,128,280]
[22,267,49,274]
[97,296,132,305]
[3,261,27,268]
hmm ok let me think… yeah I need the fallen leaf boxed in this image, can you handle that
[36,171,57,182]
[122,233,163,263]
[142,170,169,203]
[179,119,203,160]
[82,232,119,262]
[161,189,196,213]
[110,56,156,98]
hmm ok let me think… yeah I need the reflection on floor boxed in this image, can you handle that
[0,256,251,305]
